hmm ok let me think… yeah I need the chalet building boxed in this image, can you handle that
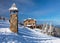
[24,18,36,29]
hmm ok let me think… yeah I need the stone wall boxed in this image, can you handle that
[10,14,18,33]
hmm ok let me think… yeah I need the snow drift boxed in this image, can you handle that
[0,20,60,43]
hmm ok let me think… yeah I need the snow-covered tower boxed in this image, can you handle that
[9,3,18,33]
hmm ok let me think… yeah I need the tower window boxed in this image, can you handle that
[33,23,35,25]
[13,11,15,13]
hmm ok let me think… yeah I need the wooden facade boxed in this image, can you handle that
[24,18,36,29]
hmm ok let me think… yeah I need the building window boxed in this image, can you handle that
[29,23,31,25]
[28,20,30,22]
[33,23,35,25]
[26,23,27,25]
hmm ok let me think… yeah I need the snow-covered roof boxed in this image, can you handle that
[24,19,26,21]
[24,18,36,22]
[28,18,32,20]
[9,3,18,11]
[34,19,36,21]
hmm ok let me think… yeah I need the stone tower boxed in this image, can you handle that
[9,3,18,33]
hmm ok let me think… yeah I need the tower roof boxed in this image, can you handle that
[9,3,18,11]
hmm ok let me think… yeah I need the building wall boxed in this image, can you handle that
[10,14,18,33]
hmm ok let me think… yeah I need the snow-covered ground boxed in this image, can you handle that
[0,28,11,32]
[0,20,60,43]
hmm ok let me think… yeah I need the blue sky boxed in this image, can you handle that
[0,0,60,25]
